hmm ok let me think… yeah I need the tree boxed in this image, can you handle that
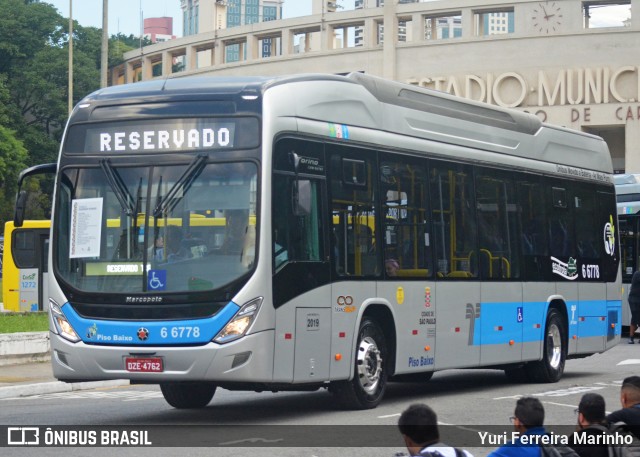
[0,0,153,222]
[0,126,28,224]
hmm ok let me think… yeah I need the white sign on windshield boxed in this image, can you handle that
[69,198,103,259]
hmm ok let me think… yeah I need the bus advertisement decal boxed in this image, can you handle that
[551,256,578,280]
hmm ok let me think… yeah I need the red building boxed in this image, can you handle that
[144,17,175,43]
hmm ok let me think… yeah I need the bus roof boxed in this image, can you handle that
[72,73,612,176]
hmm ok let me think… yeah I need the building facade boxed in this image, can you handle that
[143,17,176,43]
[115,0,640,173]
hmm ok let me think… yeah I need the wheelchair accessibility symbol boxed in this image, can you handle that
[517,306,523,323]
[148,270,166,290]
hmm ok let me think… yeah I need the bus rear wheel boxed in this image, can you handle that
[160,381,217,408]
[525,308,567,383]
[332,318,388,410]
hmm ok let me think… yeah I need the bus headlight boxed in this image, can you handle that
[214,297,263,344]
[49,299,80,343]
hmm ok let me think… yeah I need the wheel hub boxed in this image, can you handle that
[356,336,382,394]
[547,323,562,369]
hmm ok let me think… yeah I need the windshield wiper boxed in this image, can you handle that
[152,154,207,217]
[100,159,135,216]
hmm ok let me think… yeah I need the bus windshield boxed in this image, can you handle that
[53,160,257,295]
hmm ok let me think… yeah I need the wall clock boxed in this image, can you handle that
[532,1,563,33]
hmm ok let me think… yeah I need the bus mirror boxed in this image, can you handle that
[293,179,312,216]
[289,151,301,172]
[14,190,27,228]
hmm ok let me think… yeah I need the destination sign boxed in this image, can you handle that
[97,126,233,152]
[67,117,259,154]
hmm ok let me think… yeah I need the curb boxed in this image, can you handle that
[0,332,50,367]
[0,331,130,399]
[0,379,130,400]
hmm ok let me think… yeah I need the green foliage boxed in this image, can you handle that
[0,312,49,334]
[0,0,151,223]
[0,126,28,223]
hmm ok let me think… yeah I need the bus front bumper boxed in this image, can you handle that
[49,329,275,383]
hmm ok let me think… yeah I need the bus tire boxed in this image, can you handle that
[332,318,388,410]
[160,381,217,408]
[525,308,566,383]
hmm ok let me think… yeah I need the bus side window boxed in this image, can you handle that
[330,149,379,277]
[517,179,548,280]
[272,174,323,269]
[380,157,432,278]
[430,163,478,279]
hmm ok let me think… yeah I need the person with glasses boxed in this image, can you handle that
[488,397,549,457]
[568,393,610,457]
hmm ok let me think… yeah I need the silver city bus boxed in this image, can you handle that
[14,73,621,409]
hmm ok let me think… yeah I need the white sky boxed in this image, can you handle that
[44,1,628,37]
[45,1,355,37]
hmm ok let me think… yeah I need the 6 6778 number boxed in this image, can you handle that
[160,326,200,338]
[582,264,600,279]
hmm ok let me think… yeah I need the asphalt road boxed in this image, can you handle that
[2,341,639,457]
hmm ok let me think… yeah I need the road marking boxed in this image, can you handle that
[542,401,577,409]
[378,413,401,418]
[1,390,162,401]
[617,359,640,365]
[493,382,622,401]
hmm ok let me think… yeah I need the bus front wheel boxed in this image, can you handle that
[160,381,217,408]
[525,308,567,383]
[331,318,388,410]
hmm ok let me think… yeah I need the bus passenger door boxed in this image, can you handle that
[328,147,380,381]
[40,236,50,312]
[13,227,50,312]
[272,138,332,383]
[430,163,481,369]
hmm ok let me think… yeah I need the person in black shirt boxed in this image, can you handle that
[398,404,474,457]
[627,270,640,344]
[569,393,610,457]
[607,376,640,439]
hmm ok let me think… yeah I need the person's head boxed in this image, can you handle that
[386,258,400,276]
[226,210,248,234]
[577,393,606,428]
[398,403,440,454]
[165,226,182,254]
[512,397,545,432]
[620,376,640,408]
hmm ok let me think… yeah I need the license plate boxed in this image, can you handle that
[125,357,163,373]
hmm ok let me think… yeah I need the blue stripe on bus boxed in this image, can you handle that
[61,301,240,345]
[474,300,621,346]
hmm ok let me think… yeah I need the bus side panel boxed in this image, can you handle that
[378,281,436,377]
[293,307,331,383]
[521,283,553,362]
[433,282,480,370]
[557,282,579,355]
[273,286,332,383]
[607,269,622,349]
[576,282,606,354]
[479,282,523,366]
[331,281,376,378]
